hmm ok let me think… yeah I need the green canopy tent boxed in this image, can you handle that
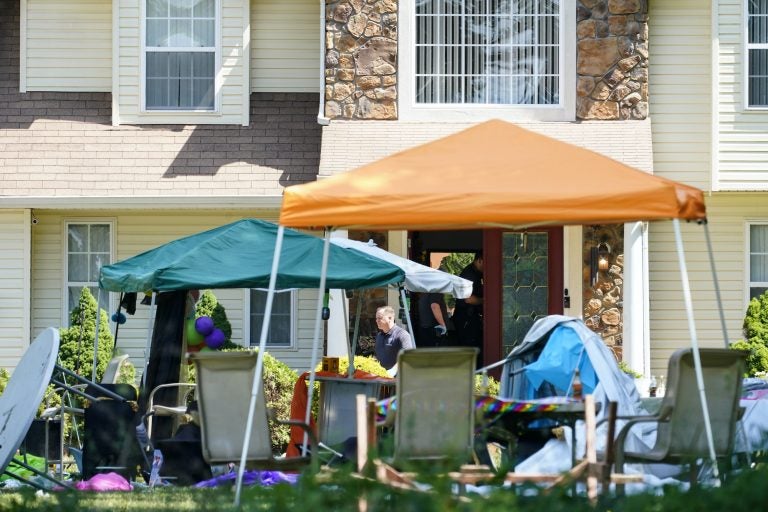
[99,218,404,292]
[94,218,405,402]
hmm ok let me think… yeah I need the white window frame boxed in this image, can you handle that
[63,219,115,326]
[244,289,298,350]
[140,0,222,114]
[744,0,768,110]
[399,0,575,122]
[747,221,768,303]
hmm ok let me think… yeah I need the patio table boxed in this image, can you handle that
[375,395,590,467]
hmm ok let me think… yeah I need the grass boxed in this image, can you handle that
[3,463,768,512]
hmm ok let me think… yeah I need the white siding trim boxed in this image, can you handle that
[0,211,31,370]
[112,0,120,125]
[241,0,250,126]
[23,211,31,352]
[20,0,27,93]
[712,0,720,191]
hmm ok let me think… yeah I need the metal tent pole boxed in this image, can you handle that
[703,222,730,348]
[349,293,363,378]
[673,219,720,479]
[92,294,101,382]
[140,292,157,390]
[234,226,285,507]
[302,230,332,455]
[399,287,416,347]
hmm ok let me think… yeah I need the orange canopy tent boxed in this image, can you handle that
[236,121,719,504]
[279,119,706,230]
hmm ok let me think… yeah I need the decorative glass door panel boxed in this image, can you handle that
[502,231,549,355]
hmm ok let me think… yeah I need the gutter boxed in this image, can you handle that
[317,0,330,126]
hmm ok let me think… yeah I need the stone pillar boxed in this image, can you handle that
[324,0,398,120]
[576,0,649,120]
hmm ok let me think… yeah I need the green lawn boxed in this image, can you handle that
[2,464,768,512]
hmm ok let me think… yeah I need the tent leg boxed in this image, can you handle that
[349,294,363,379]
[703,222,729,349]
[341,289,354,378]
[302,230,332,455]
[234,226,285,507]
[400,287,416,347]
[673,219,720,480]
[92,295,101,382]
[140,292,157,390]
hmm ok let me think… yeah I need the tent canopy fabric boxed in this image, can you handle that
[279,120,707,230]
[329,237,473,298]
[99,219,405,292]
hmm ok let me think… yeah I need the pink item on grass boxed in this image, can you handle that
[75,472,133,491]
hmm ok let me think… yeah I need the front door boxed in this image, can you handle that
[484,228,564,365]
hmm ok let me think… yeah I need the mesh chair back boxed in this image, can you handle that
[657,348,746,459]
[102,354,130,384]
[394,347,477,466]
[189,352,272,464]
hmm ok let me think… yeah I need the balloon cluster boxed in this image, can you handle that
[186,316,226,352]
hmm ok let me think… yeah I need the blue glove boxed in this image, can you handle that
[434,324,447,336]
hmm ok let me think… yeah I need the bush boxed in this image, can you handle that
[58,287,115,382]
[731,291,768,376]
[315,355,389,377]
[195,290,232,344]
[185,347,298,455]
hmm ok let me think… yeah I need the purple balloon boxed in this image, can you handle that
[195,316,215,336]
[205,328,226,349]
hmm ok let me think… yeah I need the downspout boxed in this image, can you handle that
[317,0,330,125]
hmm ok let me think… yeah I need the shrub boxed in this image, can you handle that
[58,288,115,382]
[185,347,298,455]
[315,355,389,377]
[731,291,768,376]
[195,290,232,344]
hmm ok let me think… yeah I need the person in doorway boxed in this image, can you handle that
[374,305,413,377]
[453,252,484,364]
[418,292,449,348]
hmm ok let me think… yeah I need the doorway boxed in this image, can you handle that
[411,229,563,367]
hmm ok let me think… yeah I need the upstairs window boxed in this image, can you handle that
[415,0,561,105]
[144,0,216,111]
[747,0,768,107]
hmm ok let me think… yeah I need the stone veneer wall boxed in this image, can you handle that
[582,224,625,359]
[323,0,648,121]
[324,0,398,120]
[576,0,649,120]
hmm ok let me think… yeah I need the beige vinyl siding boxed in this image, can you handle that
[648,0,711,191]
[30,210,322,374]
[647,193,768,376]
[116,0,248,125]
[250,0,320,92]
[716,0,768,190]
[0,211,31,371]
[24,0,112,92]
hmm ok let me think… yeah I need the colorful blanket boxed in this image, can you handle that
[376,395,581,426]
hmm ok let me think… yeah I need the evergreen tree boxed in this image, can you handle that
[58,287,114,381]
[194,289,232,343]
[732,291,768,376]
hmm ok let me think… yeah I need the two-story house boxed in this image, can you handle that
[645,0,768,376]
[1,0,663,379]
